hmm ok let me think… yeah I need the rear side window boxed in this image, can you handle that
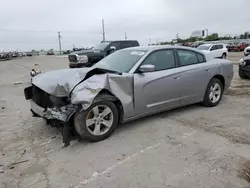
[177,50,199,66]
[197,53,206,63]
[120,41,134,49]
[132,41,139,46]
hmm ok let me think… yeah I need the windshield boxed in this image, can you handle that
[92,49,146,73]
[93,42,110,50]
[197,45,211,50]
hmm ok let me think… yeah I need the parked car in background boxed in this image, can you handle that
[227,42,248,52]
[197,43,228,59]
[24,46,233,143]
[238,55,250,79]
[190,41,205,48]
[47,49,55,55]
[68,40,140,68]
[26,52,33,56]
[244,46,250,56]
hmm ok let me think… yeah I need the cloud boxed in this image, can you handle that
[0,0,249,51]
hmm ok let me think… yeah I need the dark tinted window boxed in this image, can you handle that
[210,45,217,51]
[132,41,139,46]
[109,42,121,50]
[120,41,134,49]
[177,50,199,66]
[218,45,223,49]
[142,50,176,71]
[197,53,206,63]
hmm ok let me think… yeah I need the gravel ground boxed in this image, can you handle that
[0,53,250,188]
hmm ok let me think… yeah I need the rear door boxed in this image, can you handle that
[175,49,212,105]
[134,49,182,115]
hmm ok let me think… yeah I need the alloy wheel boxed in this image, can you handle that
[209,83,222,103]
[86,105,114,136]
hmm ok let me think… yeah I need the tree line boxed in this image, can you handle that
[155,32,250,45]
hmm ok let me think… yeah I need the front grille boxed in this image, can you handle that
[32,85,53,108]
[68,54,78,62]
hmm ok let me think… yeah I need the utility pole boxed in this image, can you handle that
[205,28,208,37]
[58,32,62,54]
[125,32,127,40]
[176,33,179,40]
[102,19,105,41]
[176,33,179,43]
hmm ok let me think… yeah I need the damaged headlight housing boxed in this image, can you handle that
[77,55,88,63]
[239,58,246,66]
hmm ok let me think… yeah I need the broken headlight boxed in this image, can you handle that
[49,96,70,108]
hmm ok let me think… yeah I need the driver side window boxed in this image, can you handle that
[141,50,176,71]
[109,42,120,50]
[210,45,217,51]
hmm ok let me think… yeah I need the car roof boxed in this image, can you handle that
[199,44,212,46]
[122,45,206,53]
[102,40,138,43]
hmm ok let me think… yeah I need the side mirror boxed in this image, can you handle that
[139,64,155,73]
[110,46,116,51]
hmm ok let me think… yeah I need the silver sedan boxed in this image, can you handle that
[25,46,234,143]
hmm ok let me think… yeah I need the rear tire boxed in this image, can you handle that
[221,53,227,59]
[74,96,119,142]
[202,78,223,107]
[238,68,248,79]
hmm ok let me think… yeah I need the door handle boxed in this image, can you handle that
[205,68,210,72]
[173,76,180,80]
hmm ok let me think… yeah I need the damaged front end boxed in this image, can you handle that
[24,67,134,146]
[24,84,79,146]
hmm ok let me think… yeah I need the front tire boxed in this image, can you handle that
[238,68,248,79]
[202,78,223,107]
[74,99,119,142]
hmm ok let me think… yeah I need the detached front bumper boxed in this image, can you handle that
[30,100,77,123]
[24,85,78,123]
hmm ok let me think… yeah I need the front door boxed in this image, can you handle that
[133,49,182,116]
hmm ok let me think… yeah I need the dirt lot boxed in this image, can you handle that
[0,52,250,188]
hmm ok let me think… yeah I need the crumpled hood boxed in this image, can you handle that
[31,67,135,118]
[32,68,92,97]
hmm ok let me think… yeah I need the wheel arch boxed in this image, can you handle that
[212,74,225,89]
[94,89,124,125]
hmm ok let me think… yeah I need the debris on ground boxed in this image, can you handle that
[0,165,4,173]
[11,159,29,166]
[51,136,56,139]
[1,107,5,109]
[30,69,42,77]
[238,160,250,184]
[14,81,23,85]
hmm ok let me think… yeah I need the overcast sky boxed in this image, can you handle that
[0,0,249,51]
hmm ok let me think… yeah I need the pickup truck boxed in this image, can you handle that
[68,40,139,68]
